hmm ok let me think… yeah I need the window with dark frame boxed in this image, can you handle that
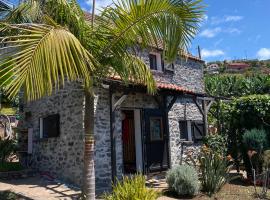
[179,120,188,140]
[149,54,157,70]
[178,120,205,143]
[191,122,204,142]
[41,114,60,138]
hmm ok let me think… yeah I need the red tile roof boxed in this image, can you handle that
[109,75,194,94]
[156,82,194,94]
[228,63,250,69]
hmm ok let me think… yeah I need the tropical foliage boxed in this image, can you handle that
[216,95,270,176]
[0,137,17,164]
[203,134,227,156]
[205,74,270,97]
[103,175,158,200]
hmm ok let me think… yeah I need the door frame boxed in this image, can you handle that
[142,108,170,173]
[120,108,143,174]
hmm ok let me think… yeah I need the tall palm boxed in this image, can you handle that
[0,0,204,199]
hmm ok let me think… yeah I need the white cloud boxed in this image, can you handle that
[85,0,113,14]
[225,28,241,35]
[201,49,225,58]
[199,27,222,38]
[211,15,244,25]
[256,48,270,60]
[214,38,223,47]
[225,15,243,22]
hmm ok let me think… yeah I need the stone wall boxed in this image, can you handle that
[168,97,203,167]
[21,84,114,193]
[22,83,85,186]
[139,49,205,93]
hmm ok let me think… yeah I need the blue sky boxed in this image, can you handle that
[8,0,270,62]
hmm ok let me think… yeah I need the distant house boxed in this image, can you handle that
[226,62,250,73]
[205,63,220,74]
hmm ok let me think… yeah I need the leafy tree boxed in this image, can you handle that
[0,0,204,199]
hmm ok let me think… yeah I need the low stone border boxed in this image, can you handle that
[0,169,37,180]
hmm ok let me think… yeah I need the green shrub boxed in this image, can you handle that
[203,134,227,155]
[242,129,269,152]
[199,146,232,196]
[166,165,200,197]
[242,129,269,175]
[0,138,17,164]
[103,175,158,200]
[0,162,23,172]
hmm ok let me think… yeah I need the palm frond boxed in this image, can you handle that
[0,23,97,101]
[105,52,157,94]
[99,0,204,63]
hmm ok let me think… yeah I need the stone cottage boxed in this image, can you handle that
[19,47,209,193]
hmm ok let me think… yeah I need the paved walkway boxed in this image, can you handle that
[0,174,175,200]
[0,176,81,200]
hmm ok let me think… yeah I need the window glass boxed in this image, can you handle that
[150,117,163,141]
[41,114,60,138]
[149,54,157,70]
[179,121,188,140]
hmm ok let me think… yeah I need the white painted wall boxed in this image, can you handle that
[134,109,143,172]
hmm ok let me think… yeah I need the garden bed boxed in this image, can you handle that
[161,178,270,200]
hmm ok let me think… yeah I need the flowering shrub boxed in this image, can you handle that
[199,145,233,196]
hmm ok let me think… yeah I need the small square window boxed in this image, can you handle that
[40,114,60,139]
[149,54,157,70]
[150,117,163,141]
[179,121,188,140]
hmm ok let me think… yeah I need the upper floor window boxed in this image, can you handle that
[149,52,163,71]
[149,54,157,70]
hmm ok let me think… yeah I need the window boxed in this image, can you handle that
[150,117,163,141]
[149,54,157,70]
[179,120,205,142]
[179,121,188,140]
[40,114,60,138]
[191,122,204,142]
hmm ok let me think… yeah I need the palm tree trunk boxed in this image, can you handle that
[83,88,95,200]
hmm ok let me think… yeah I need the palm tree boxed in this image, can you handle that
[0,0,203,199]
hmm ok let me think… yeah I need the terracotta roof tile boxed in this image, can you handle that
[109,75,194,94]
